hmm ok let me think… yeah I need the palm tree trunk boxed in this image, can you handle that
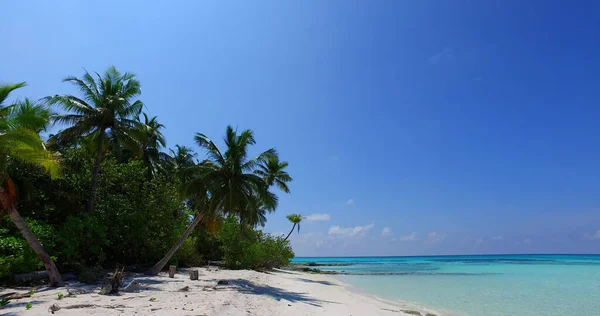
[86,132,105,213]
[284,223,297,241]
[6,206,64,287]
[146,212,204,275]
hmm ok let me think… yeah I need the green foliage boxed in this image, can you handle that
[0,218,56,279]
[173,236,204,267]
[25,303,32,310]
[2,148,191,278]
[0,70,294,284]
[0,297,10,306]
[57,293,63,300]
[217,216,294,270]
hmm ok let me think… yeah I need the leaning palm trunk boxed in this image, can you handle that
[146,212,204,275]
[6,205,64,287]
[284,223,297,241]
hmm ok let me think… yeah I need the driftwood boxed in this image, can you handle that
[99,267,125,295]
[189,270,198,280]
[13,270,49,282]
[48,303,130,314]
[168,265,176,278]
[0,291,31,300]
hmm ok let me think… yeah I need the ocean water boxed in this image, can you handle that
[292,255,600,315]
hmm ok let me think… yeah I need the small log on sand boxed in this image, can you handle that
[189,270,199,280]
[168,265,176,278]
[13,270,49,282]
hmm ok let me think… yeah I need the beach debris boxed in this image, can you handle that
[100,267,125,295]
[217,280,229,285]
[13,270,48,282]
[67,288,92,296]
[121,280,141,293]
[168,265,177,278]
[189,270,199,280]
[177,286,190,292]
[0,291,32,300]
[48,303,130,314]
[149,297,157,302]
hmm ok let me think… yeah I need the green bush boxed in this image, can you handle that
[173,236,204,267]
[0,218,57,280]
[2,149,191,277]
[217,216,294,270]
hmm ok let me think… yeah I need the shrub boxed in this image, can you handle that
[0,218,57,280]
[173,236,204,267]
[217,216,294,270]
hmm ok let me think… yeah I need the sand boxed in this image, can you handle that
[0,268,437,316]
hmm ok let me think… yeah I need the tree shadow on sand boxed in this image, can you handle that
[220,279,339,307]
[294,278,338,286]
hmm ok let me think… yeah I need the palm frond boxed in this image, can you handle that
[194,133,225,165]
[0,82,26,106]
[62,75,100,105]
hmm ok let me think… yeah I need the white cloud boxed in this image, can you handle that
[585,230,600,240]
[400,232,418,242]
[381,227,393,237]
[305,213,331,221]
[475,238,484,246]
[427,232,446,243]
[345,199,355,205]
[328,224,375,237]
[428,47,454,64]
[492,235,503,241]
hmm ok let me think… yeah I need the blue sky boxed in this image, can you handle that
[2,1,600,256]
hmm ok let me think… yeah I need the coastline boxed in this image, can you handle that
[0,267,439,316]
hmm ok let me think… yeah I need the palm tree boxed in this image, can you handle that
[46,66,144,212]
[134,113,166,177]
[162,145,196,182]
[0,83,63,286]
[147,126,280,275]
[255,156,292,193]
[284,214,303,241]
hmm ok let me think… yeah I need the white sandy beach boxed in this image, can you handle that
[0,268,437,316]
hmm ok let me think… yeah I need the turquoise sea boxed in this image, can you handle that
[292,255,600,315]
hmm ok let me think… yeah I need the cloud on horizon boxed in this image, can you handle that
[305,213,331,221]
[345,199,355,205]
[400,232,418,241]
[427,232,446,243]
[329,224,375,237]
[584,230,600,240]
[381,227,392,237]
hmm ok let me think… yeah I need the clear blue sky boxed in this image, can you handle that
[2,1,600,256]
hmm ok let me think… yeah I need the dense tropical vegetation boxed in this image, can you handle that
[0,67,295,286]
